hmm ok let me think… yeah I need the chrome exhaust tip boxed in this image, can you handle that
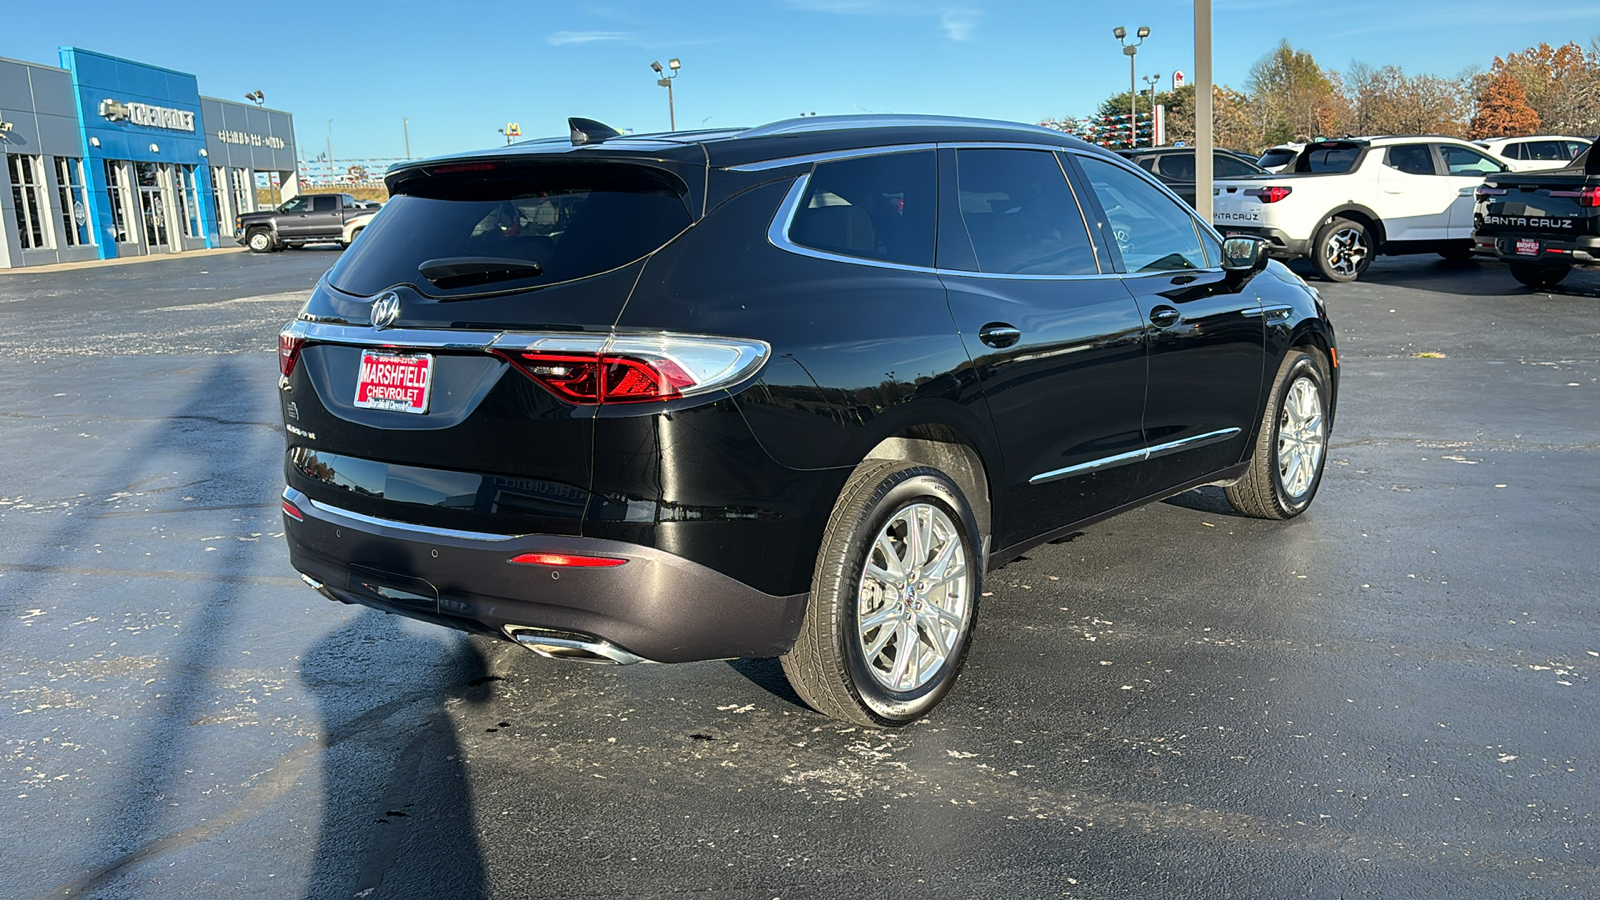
[506,628,651,666]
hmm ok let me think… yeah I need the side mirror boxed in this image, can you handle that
[1221,234,1270,274]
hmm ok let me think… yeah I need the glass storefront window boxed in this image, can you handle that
[105,161,132,243]
[9,154,52,250]
[210,166,227,236]
[54,157,93,247]
[175,165,201,239]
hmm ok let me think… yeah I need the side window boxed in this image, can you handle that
[1440,144,1504,175]
[1213,154,1258,177]
[280,196,309,213]
[1526,140,1563,161]
[1076,155,1209,273]
[312,195,338,212]
[1385,144,1435,176]
[1134,157,1157,173]
[788,150,935,267]
[1505,143,1525,161]
[1566,141,1589,160]
[1158,154,1196,180]
[946,148,1098,276]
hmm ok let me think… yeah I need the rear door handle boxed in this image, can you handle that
[978,323,1021,349]
[1149,306,1181,328]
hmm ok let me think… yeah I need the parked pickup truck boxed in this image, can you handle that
[235,193,381,253]
[1472,142,1600,289]
[1211,136,1508,282]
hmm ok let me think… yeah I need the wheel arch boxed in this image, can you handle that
[1319,204,1386,246]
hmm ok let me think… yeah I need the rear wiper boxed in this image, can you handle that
[418,256,543,289]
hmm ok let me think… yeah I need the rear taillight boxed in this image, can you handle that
[1549,185,1600,207]
[510,553,626,568]
[494,333,770,405]
[501,352,695,404]
[281,499,304,521]
[1244,186,1292,203]
[278,331,305,377]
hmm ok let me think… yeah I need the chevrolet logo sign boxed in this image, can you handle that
[98,99,130,122]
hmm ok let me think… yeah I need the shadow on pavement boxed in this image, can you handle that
[726,657,810,711]
[302,612,493,900]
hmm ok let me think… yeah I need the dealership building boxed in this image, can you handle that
[1,47,299,269]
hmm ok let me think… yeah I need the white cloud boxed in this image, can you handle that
[786,1,983,42]
[546,31,633,46]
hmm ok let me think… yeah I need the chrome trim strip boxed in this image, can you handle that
[287,489,520,542]
[1240,305,1293,320]
[287,319,503,350]
[1028,427,1243,485]
[729,143,938,173]
[508,631,653,666]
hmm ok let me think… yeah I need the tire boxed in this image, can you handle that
[1312,217,1373,282]
[1437,244,1474,262]
[246,229,274,253]
[780,462,983,726]
[1226,349,1331,520]
[1509,262,1571,290]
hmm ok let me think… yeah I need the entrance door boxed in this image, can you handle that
[135,162,171,253]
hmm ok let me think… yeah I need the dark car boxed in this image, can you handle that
[278,115,1338,726]
[237,193,379,252]
[1472,137,1600,289]
[1117,147,1267,207]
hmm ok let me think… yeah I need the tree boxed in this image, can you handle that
[1470,69,1541,138]
[1245,40,1351,143]
[1491,42,1600,136]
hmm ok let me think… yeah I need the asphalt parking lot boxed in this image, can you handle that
[1,249,1596,899]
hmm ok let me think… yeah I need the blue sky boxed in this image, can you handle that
[4,1,1597,161]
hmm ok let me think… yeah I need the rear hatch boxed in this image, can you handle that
[280,154,702,536]
[1475,147,1600,260]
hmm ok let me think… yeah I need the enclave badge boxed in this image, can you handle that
[370,292,401,330]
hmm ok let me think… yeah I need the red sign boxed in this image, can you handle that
[354,351,433,414]
[1173,71,1185,88]
[1515,238,1540,256]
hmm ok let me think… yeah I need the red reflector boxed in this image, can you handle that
[431,162,497,174]
[1244,186,1292,203]
[510,553,627,568]
[498,351,696,404]
[278,332,305,377]
[282,500,304,521]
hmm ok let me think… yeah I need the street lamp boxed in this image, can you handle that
[1113,25,1151,150]
[651,58,681,131]
[1142,74,1162,147]
[245,90,265,107]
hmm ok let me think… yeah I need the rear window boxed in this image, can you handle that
[1295,144,1362,174]
[328,165,691,297]
[788,150,936,268]
[1257,149,1297,169]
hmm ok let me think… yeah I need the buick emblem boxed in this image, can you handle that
[370,292,401,330]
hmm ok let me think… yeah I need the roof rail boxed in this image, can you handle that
[737,114,1067,140]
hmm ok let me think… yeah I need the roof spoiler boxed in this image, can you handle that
[570,117,622,146]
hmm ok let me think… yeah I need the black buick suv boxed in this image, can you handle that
[278,115,1338,725]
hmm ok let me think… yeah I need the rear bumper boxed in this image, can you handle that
[282,487,808,663]
[1472,232,1600,268]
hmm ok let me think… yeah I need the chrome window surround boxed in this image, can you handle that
[757,141,1229,278]
[1028,428,1242,486]
[286,488,520,542]
[284,318,770,358]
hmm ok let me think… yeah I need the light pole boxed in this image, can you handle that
[1113,26,1150,150]
[1142,73,1162,147]
[651,58,681,131]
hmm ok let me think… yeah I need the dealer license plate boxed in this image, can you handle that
[1515,238,1540,256]
[354,351,433,414]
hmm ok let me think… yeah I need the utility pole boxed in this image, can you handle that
[403,116,411,159]
[1195,1,1213,221]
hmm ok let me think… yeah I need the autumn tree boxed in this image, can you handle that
[1470,69,1542,138]
[1346,62,1471,136]
[1245,40,1351,143]
[1490,42,1600,135]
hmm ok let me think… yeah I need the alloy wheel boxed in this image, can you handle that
[1324,226,1368,277]
[1277,375,1327,499]
[856,502,971,692]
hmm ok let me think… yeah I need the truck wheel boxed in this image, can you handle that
[1226,349,1330,520]
[1312,217,1372,282]
[780,462,982,726]
[1509,262,1571,290]
[246,229,274,253]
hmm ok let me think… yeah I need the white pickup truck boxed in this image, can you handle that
[1211,136,1509,281]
